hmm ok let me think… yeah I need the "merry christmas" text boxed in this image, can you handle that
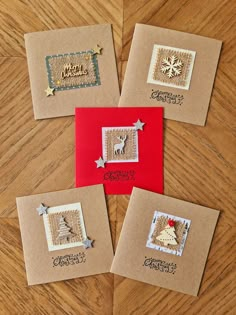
[61,63,88,79]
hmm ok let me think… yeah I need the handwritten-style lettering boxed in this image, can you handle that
[61,63,88,79]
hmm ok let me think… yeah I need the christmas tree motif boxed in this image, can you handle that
[156,219,178,246]
[57,215,73,242]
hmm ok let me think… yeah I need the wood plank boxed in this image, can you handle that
[0,218,114,315]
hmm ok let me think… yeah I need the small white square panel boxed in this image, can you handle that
[147,44,196,90]
[43,202,87,252]
[102,126,139,163]
[146,211,191,256]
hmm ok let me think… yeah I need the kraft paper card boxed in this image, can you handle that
[111,187,220,296]
[75,107,163,195]
[16,184,113,285]
[25,24,120,119]
[119,24,222,126]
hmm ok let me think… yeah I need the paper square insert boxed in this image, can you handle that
[146,211,191,256]
[45,51,101,91]
[147,45,196,90]
[43,202,87,251]
[102,127,139,163]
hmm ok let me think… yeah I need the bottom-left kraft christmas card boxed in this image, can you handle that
[16,184,114,285]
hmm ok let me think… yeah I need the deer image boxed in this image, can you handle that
[114,135,127,155]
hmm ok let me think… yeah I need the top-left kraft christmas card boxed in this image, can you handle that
[24,24,120,119]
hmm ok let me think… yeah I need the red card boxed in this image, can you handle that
[75,108,163,194]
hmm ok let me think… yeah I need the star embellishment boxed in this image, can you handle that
[133,119,145,131]
[45,86,55,97]
[36,203,48,216]
[92,44,102,55]
[95,157,105,168]
[82,238,93,249]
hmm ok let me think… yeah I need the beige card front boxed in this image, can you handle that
[25,24,120,119]
[17,184,114,285]
[111,187,219,296]
[119,24,222,126]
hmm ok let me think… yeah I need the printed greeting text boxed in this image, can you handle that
[150,89,184,105]
[52,253,86,267]
[143,256,177,274]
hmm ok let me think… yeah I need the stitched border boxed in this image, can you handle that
[48,210,84,246]
[102,127,139,163]
[43,202,87,252]
[153,48,192,87]
[146,211,191,256]
[147,45,196,90]
[45,50,101,91]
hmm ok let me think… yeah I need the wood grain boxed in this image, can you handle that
[0,0,235,314]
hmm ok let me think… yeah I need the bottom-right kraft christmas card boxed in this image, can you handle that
[111,187,220,296]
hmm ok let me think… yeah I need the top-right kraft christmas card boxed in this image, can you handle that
[119,24,222,126]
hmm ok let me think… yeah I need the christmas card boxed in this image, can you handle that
[75,107,163,194]
[24,24,120,119]
[119,24,222,126]
[111,187,220,296]
[16,184,113,285]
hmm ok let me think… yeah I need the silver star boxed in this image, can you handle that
[36,203,48,215]
[82,238,93,249]
[133,119,145,131]
[95,157,105,168]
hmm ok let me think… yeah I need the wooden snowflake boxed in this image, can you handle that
[161,55,183,78]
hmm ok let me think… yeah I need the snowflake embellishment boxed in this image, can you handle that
[161,55,183,78]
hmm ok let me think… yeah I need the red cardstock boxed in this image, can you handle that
[75,108,163,194]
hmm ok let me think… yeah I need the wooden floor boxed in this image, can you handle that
[0,0,235,314]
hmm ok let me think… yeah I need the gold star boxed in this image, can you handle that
[84,55,90,60]
[45,86,55,97]
[92,44,102,55]
[56,80,61,85]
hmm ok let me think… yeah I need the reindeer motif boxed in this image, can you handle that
[114,135,127,155]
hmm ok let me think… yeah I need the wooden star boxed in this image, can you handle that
[92,44,102,55]
[45,86,55,97]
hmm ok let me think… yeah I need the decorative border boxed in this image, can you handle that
[146,211,191,256]
[102,126,139,163]
[43,202,87,252]
[147,45,196,90]
[45,50,101,91]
